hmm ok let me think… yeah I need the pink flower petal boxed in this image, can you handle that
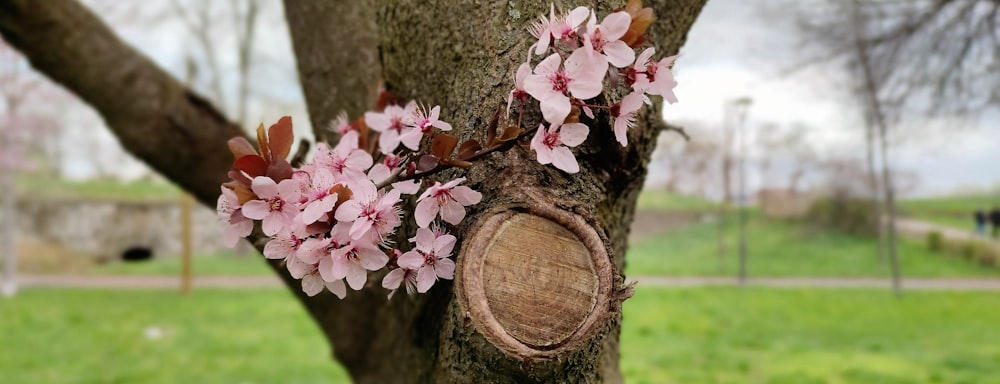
[538,94,571,125]
[414,199,439,228]
[450,186,482,205]
[436,258,456,280]
[382,268,405,290]
[434,234,458,256]
[261,213,283,236]
[397,251,425,270]
[416,266,436,293]
[550,146,580,173]
[326,279,346,299]
[558,123,589,147]
[601,12,631,40]
[334,200,362,222]
[302,274,325,296]
[250,177,279,198]
[345,262,367,290]
[412,228,436,253]
[614,118,629,146]
[604,41,636,68]
[439,200,466,225]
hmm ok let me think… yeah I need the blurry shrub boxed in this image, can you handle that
[806,197,877,236]
[926,231,943,252]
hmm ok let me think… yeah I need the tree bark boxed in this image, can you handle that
[0,0,706,381]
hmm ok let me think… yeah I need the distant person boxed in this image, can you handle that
[991,207,1000,238]
[974,208,987,236]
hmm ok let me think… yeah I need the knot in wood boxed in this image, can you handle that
[457,207,613,360]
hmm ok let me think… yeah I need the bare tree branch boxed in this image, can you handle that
[0,0,243,207]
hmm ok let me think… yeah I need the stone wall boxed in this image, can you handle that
[15,198,228,262]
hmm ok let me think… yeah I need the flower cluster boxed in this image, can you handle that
[218,113,481,298]
[509,1,678,173]
[217,1,676,299]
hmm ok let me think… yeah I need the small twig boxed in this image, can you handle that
[290,139,311,167]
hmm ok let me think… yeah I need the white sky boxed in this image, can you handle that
[52,0,1000,197]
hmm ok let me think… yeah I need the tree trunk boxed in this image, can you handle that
[0,0,706,381]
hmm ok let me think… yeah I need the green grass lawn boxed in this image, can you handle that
[621,286,1000,384]
[898,194,1000,230]
[15,174,182,202]
[636,189,716,211]
[2,286,998,383]
[626,217,1000,277]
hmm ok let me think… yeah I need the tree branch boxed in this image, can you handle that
[283,0,380,144]
[0,0,242,207]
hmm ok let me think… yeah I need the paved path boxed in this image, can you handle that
[627,276,1000,291]
[895,217,1000,249]
[13,274,1000,291]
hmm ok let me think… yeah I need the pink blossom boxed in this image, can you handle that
[365,101,421,153]
[314,131,373,178]
[299,168,341,225]
[632,48,679,104]
[241,176,302,236]
[263,232,304,260]
[397,228,457,293]
[302,272,346,298]
[216,186,253,247]
[407,105,452,134]
[524,49,608,124]
[382,265,418,299]
[530,5,590,55]
[326,111,352,136]
[583,11,635,68]
[530,122,589,173]
[610,92,644,146]
[507,62,532,114]
[335,188,403,240]
[367,153,403,184]
[323,240,389,290]
[414,177,483,228]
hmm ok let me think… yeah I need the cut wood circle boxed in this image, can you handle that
[457,206,613,359]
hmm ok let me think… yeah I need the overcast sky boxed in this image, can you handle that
[53,0,1000,197]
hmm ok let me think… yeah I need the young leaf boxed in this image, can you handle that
[233,154,268,178]
[417,154,439,172]
[457,140,482,160]
[266,157,294,182]
[431,133,460,160]
[498,125,522,142]
[227,137,258,160]
[621,0,655,48]
[255,123,271,162]
[268,116,294,161]
[486,104,502,146]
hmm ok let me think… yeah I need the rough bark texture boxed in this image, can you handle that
[0,0,707,382]
[283,0,380,143]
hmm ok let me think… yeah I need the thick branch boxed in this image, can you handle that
[0,0,241,207]
[283,0,380,143]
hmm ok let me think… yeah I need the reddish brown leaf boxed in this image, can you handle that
[233,154,268,178]
[267,158,294,181]
[431,133,460,159]
[255,123,271,162]
[457,139,482,160]
[417,154,439,172]
[486,105,502,146]
[268,116,294,161]
[224,181,257,205]
[227,137,258,160]
[227,170,252,186]
[621,0,655,48]
[375,89,402,112]
[329,184,353,210]
[498,125,523,142]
